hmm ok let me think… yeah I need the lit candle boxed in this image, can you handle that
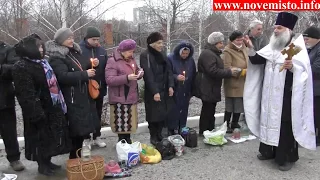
[182,71,186,85]
[132,64,135,74]
[90,58,94,69]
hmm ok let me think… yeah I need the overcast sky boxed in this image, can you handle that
[88,0,146,21]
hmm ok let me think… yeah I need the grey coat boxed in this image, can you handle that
[247,30,269,51]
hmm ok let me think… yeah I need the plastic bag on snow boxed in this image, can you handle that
[203,121,228,146]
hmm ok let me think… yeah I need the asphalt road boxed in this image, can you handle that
[0,133,319,180]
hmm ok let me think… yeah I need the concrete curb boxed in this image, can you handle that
[0,113,225,150]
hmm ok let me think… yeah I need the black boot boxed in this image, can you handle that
[124,134,132,144]
[150,129,158,146]
[231,113,241,129]
[46,157,61,170]
[37,157,54,176]
[224,111,233,134]
[157,128,164,142]
[118,134,132,144]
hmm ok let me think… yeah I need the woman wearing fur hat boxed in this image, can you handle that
[222,30,249,133]
[140,32,175,145]
[46,28,99,159]
[105,39,144,144]
[196,32,239,135]
[12,34,71,176]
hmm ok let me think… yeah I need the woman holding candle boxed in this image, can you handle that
[167,42,196,135]
[46,28,99,159]
[105,39,144,144]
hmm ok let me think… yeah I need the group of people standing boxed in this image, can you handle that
[0,11,319,177]
[0,27,109,176]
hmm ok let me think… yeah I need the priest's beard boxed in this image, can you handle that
[269,29,291,51]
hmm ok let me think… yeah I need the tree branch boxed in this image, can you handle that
[12,1,56,33]
[73,0,133,33]
[70,0,107,28]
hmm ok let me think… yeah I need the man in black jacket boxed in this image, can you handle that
[79,27,107,148]
[303,26,320,146]
[0,41,25,171]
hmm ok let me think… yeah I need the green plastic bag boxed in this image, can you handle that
[203,122,228,146]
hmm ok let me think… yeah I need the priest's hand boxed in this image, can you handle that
[283,59,293,70]
[243,35,253,48]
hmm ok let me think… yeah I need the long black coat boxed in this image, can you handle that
[0,41,19,110]
[46,41,99,137]
[12,36,71,161]
[196,43,232,103]
[140,46,175,123]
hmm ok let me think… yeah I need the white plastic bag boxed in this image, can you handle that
[1,174,17,180]
[168,135,185,156]
[203,122,228,146]
[116,139,142,166]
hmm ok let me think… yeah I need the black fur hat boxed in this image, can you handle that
[147,32,164,44]
[15,33,44,60]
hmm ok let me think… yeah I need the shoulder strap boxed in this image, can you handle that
[67,54,83,71]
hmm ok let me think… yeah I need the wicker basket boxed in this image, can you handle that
[66,149,105,180]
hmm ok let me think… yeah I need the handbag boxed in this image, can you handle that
[66,149,105,180]
[67,54,100,100]
[88,79,100,99]
[181,128,198,148]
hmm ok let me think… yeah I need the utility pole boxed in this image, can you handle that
[61,0,68,28]
[166,0,171,55]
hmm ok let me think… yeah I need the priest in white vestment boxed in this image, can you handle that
[243,12,316,171]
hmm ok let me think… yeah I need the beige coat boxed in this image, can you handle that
[222,42,248,97]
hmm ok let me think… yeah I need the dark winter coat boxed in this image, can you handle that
[308,41,320,96]
[12,35,71,161]
[46,40,99,137]
[140,45,175,123]
[79,40,108,99]
[196,43,233,103]
[167,42,196,129]
[0,41,19,110]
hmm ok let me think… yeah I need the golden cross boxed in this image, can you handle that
[279,43,301,72]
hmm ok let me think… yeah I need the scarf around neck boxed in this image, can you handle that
[31,59,67,114]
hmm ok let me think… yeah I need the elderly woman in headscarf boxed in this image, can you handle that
[46,28,99,159]
[167,42,196,135]
[140,32,175,145]
[12,34,71,176]
[105,39,144,144]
